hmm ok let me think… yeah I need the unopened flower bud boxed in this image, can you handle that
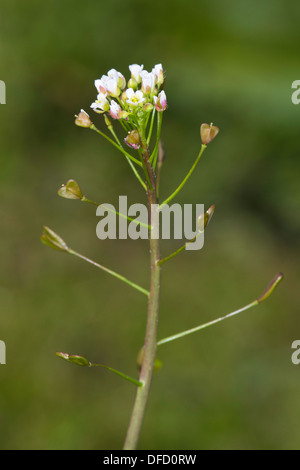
[143,102,154,112]
[198,204,215,232]
[75,109,92,128]
[128,78,138,90]
[153,91,167,111]
[257,272,283,303]
[124,130,141,150]
[57,179,83,200]
[104,114,113,130]
[109,100,129,120]
[129,64,144,84]
[200,123,219,145]
[152,64,164,87]
[41,226,69,252]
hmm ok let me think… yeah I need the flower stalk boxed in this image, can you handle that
[123,128,161,450]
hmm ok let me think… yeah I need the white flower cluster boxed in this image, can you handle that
[90,64,167,120]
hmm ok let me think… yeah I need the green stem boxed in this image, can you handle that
[90,363,142,387]
[90,124,142,167]
[156,140,165,199]
[123,134,161,450]
[159,144,207,209]
[105,123,147,191]
[158,232,201,265]
[150,112,163,170]
[69,249,149,297]
[157,301,258,346]
[146,107,156,146]
[82,197,150,230]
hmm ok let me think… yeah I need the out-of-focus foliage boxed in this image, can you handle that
[0,0,299,449]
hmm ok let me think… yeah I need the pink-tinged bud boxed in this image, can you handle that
[75,109,92,128]
[200,123,219,145]
[109,100,129,120]
[124,130,141,150]
[95,77,112,95]
[257,272,283,303]
[153,90,167,111]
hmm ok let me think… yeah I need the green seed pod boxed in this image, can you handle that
[58,179,83,200]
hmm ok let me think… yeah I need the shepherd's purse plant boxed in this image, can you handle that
[41,63,283,449]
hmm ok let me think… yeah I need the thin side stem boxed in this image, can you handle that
[90,124,142,167]
[146,107,156,146]
[90,363,143,387]
[106,123,147,191]
[82,197,150,229]
[150,112,163,169]
[69,249,149,297]
[158,232,201,266]
[159,144,207,209]
[157,301,258,346]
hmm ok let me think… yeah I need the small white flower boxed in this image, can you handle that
[105,77,120,97]
[107,69,126,90]
[125,88,146,107]
[129,64,144,84]
[140,70,156,94]
[95,77,108,95]
[95,72,121,97]
[90,92,109,113]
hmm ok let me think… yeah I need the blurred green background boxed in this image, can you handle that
[0,0,299,450]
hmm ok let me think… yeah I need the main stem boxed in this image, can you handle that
[123,130,161,450]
